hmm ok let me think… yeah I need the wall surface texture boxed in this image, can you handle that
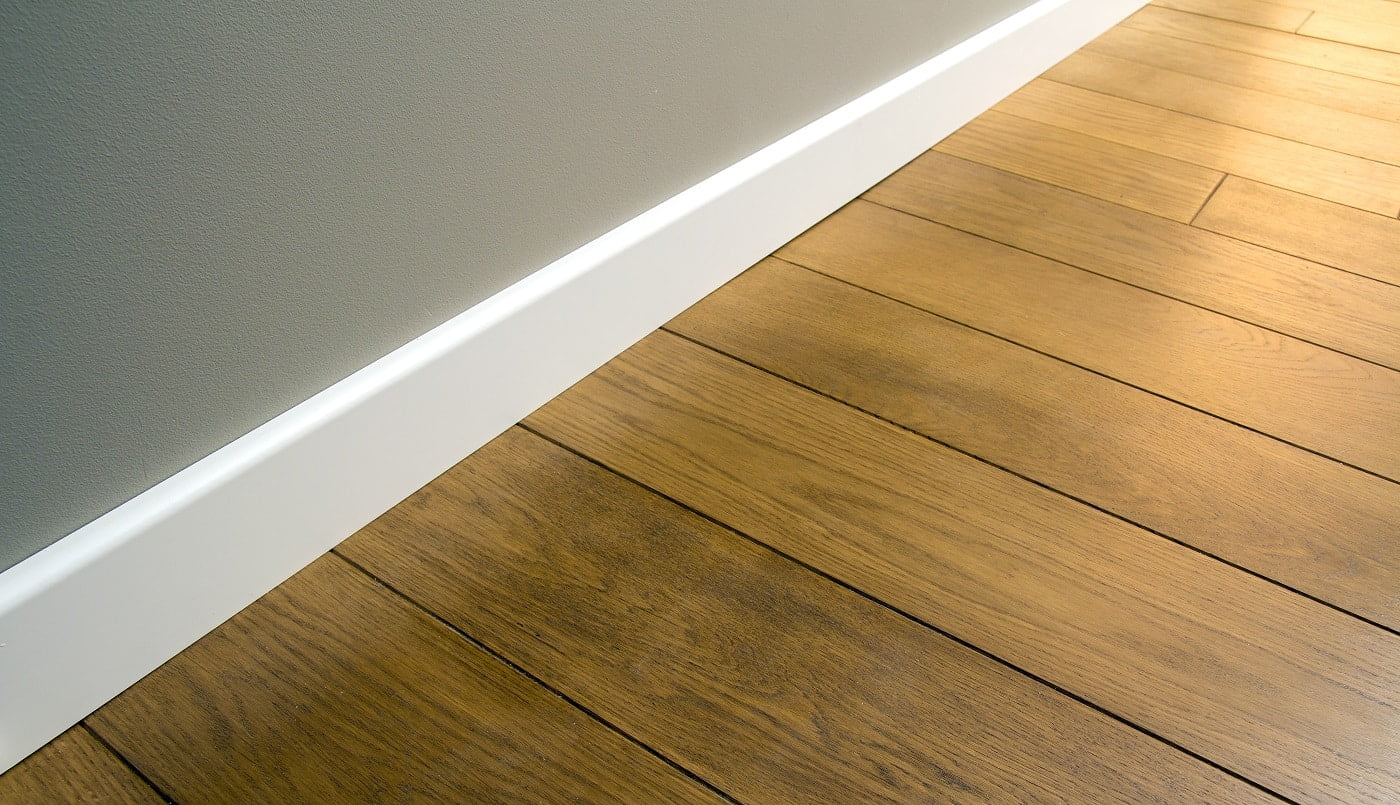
[0,0,1033,570]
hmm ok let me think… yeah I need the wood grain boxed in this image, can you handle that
[1290,0,1400,28]
[86,554,719,804]
[1151,0,1314,31]
[995,78,1400,216]
[1124,6,1400,83]
[666,259,1400,629]
[1196,176,1400,285]
[1084,25,1400,122]
[528,330,1400,803]
[1300,13,1400,53]
[339,426,1273,804]
[931,110,1223,222]
[28,9,1400,803]
[865,151,1400,368]
[779,200,1400,479]
[1043,50,1400,166]
[0,728,158,804]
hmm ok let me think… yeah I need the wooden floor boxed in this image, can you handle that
[7,2,1399,802]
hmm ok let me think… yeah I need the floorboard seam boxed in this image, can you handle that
[859,194,1400,372]
[79,723,178,804]
[931,144,1400,287]
[1118,20,1400,90]
[773,254,1399,484]
[1292,29,1400,59]
[657,326,1399,637]
[1009,80,1400,179]
[329,550,745,805]
[868,169,1400,289]
[519,422,1295,804]
[1190,172,1229,224]
[1148,5,1305,37]
[1083,32,1400,126]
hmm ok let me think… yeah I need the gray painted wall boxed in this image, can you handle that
[0,0,1033,570]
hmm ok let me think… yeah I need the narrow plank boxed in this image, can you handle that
[778,200,1400,478]
[1301,13,1400,53]
[1151,0,1313,31]
[0,728,159,804]
[996,78,1400,216]
[931,110,1223,222]
[865,151,1400,369]
[1195,176,1400,285]
[340,427,1273,803]
[1043,50,1400,166]
[529,330,1400,803]
[666,259,1400,629]
[1124,6,1400,83]
[1084,25,1400,122]
[87,554,719,804]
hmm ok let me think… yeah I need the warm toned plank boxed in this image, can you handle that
[995,78,1400,216]
[667,259,1400,629]
[1196,176,1400,284]
[865,151,1400,368]
[529,330,1400,803]
[1124,6,1400,83]
[1296,0,1400,28]
[932,110,1223,222]
[779,200,1400,478]
[1084,25,1400,122]
[88,554,718,804]
[0,728,158,804]
[1152,0,1313,31]
[1301,12,1400,52]
[340,427,1272,804]
[1044,50,1400,166]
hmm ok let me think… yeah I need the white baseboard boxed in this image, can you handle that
[0,0,1146,773]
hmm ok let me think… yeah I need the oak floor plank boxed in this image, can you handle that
[665,259,1400,630]
[1151,0,1313,31]
[0,728,159,804]
[931,110,1223,222]
[1195,176,1400,284]
[528,330,1400,803]
[8,8,1394,803]
[1124,6,1400,83]
[339,427,1273,804]
[865,151,1400,369]
[1043,50,1400,166]
[995,78,1400,216]
[1083,25,1400,121]
[778,200,1400,479]
[87,554,720,804]
[1301,12,1400,53]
